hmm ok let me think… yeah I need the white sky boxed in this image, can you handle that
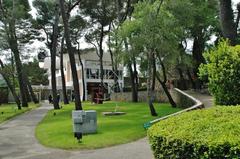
[233,0,240,5]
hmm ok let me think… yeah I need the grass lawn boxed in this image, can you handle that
[36,101,181,149]
[0,103,39,124]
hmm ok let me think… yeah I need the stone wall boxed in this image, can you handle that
[110,90,170,103]
[111,88,203,109]
[171,89,195,108]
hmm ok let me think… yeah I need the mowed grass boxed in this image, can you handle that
[0,103,39,124]
[36,101,181,149]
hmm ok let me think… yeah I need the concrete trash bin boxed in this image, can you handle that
[72,110,97,140]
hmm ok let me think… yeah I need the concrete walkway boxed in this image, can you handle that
[0,103,154,159]
[184,90,213,108]
[0,91,213,159]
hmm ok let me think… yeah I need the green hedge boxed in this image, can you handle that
[148,106,240,159]
[199,41,240,105]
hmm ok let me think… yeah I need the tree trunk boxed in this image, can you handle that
[156,75,177,108]
[219,0,237,45]
[77,42,86,101]
[10,52,16,89]
[23,79,31,102]
[177,68,187,90]
[99,24,105,97]
[124,40,138,102]
[187,69,195,89]
[128,63,138,102]
[50,3,60,110]
[156,54,177,108]
[60,37,69,104]
[108,32,120,93]
[192,33,205,90]
[8,26,28,107]
[0,59,21,109]
[192,33,205,69]
[113,64,120,92]
[23,75,39,103]
[151,52,156,91]
[59,0,82,110]
[147,51,157,116]
[133,57,138,94]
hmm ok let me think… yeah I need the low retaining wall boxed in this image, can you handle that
[110,90,169,103]
[150,88,204,125]
[172,88,196,108]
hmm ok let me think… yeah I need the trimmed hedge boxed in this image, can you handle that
[148,106,240,159]
[199,41,240,105]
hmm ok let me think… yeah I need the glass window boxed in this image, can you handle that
[90,69,99,79]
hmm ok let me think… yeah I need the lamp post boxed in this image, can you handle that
[40,84,43,102]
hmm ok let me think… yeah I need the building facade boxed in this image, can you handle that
[42,49,124,101]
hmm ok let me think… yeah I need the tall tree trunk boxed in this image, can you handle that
[156,74,176,108]
[177,68,187,90]
[99,24,105,97]
[0,59,21,110]
[23,75,39,103]
[133,57,138,93]
[128,63,138,102]
[151,52,156,91]
[156,54,177,108]
[108,30,120,93]
[77,42,85,101]
[59,0,82,110]
[23,79,31,102]
[10,52,16,89]
[147,51,157,116]
[114,64,120,92]
[50,3,60,110]
[8,24,28,107]
[60,37,69,104]
[109,49,119,92]
[219,0,237,45]
[192,33,205,90]
[124,41,138,102]
[187,68,196,89]
[192,33,205,69]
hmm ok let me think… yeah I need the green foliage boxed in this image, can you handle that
[2,0,31,20]
[32,0,55,25]
[199,41,240,105]
[148,106,240,159]
[117,0,185,72]
[80,0,116,26]
[22,59,48,85]
[36,101,181,149]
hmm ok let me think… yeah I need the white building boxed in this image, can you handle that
[42,48,124,101]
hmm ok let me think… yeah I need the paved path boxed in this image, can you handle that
[184,90,213,108]
[0,103,154,159]
[0,91,213,159]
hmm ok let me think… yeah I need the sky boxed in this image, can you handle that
[233,0,240,5]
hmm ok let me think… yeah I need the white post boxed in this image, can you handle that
[40,84,43,102]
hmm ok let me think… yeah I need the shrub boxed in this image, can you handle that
[199,40,240,105]
[148,106,240,159]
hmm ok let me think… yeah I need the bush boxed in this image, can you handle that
[148,106,240,159]
[199,41,240,105]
